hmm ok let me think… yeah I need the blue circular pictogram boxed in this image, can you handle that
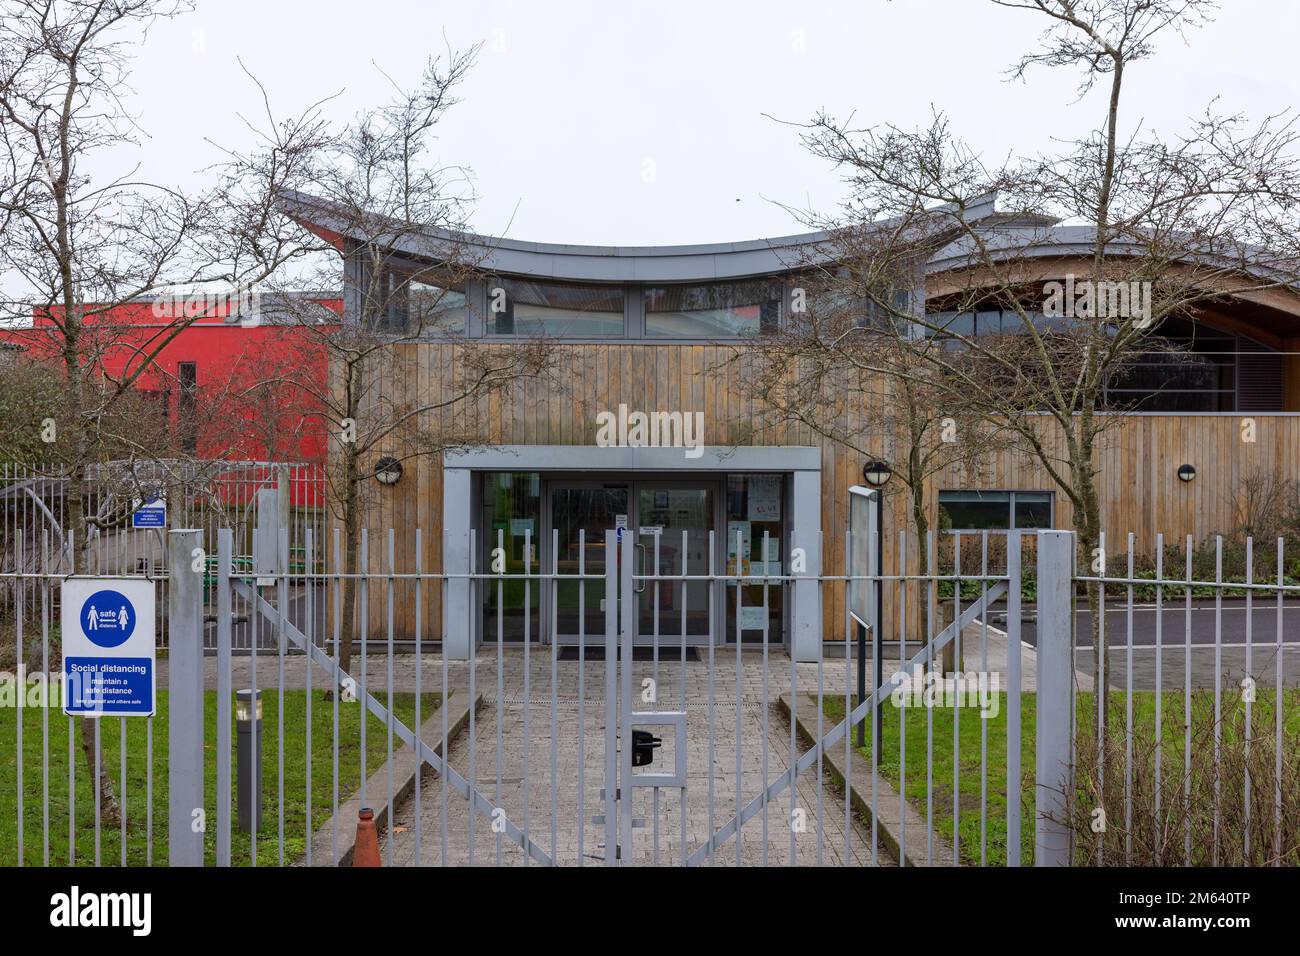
[80,589,136,648]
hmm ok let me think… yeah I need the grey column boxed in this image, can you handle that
[789,469,822,662]
[1034,529,1075,866]
[442,467,473,659]
[168,528,205,866]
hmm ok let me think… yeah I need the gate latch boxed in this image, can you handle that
[631,729,662,767]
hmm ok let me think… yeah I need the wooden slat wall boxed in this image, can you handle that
[345,342,1300,641]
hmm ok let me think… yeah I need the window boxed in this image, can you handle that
[177,362,197,456]
[486,278,623,337]
[938,490,1053,531]
[1102,317,1266,412]
[644,281,781,338]
[724,474,785,643]
[405,276,467,334]
[479,472,541,641]
[923,308,1283,412]
[378,270,467,334]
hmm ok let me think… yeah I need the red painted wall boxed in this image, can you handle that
[3,295,339,482]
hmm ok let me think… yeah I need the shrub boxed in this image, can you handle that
[1056,692,1300,866]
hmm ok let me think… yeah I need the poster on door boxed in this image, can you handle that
[726,520,751,578]
[747,475,782,522]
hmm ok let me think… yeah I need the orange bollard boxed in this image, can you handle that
[352,808,381,867]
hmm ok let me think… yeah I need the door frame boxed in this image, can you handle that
[541,475,630,647]
[541,472,725,646]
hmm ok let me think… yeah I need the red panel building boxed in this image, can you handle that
[2,290,339,504]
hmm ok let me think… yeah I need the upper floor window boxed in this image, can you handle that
[379,270,467,335]
[487,278,624,337]
[923,308,1283,412]
[644,280,782,338]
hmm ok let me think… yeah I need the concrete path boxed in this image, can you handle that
[374,651,889,866]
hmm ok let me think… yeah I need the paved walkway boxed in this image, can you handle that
[380,651,890,866]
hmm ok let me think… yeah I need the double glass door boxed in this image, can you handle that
[549,479,717,645]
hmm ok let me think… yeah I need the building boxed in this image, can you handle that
[3,291,339,474]
[284,193,1300,661]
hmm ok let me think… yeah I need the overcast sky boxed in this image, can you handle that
[73,0,1300,246]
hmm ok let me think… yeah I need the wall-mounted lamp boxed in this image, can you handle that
[1177,464,1196,483]
[374,456,403,486]
[862,459,892,488]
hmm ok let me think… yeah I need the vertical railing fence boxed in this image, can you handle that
[1,525,1295,866]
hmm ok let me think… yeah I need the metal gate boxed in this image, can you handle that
[7,520,1296,867]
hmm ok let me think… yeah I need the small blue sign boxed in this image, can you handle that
[79,588,137,648]
[63,657,154,715]
[131,498,166,528]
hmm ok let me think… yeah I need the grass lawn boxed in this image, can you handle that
[0,687,440,867]
[823,688,1300,866]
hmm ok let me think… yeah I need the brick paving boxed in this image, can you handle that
[378,649,892,866]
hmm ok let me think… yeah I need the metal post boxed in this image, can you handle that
[1035,530,1074,866]
[168,528,205,866]
[618,530,635,864]
[603,530,618,865]
[873,491,884,761]
[215,528,233,865]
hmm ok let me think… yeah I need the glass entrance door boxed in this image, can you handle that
[549,482,628,642]
[547,478,718,645]
[634,483,714,644]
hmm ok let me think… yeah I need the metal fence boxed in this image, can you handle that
[1,525,1295,866]
[0,460,325,651]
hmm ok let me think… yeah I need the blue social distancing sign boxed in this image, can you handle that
[62,578,157,717]
[131,497,166,529]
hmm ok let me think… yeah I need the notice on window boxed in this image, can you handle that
[747,475,781,522]
[739,606,767,632]
[509,518,535,538]
[726,520,752,577]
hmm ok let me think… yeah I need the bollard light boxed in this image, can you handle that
[235,689,263,723]
[236,688,263,833]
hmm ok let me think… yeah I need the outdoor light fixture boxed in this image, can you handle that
[374,456,403,485]
[236,689,263,834]
[1177,464,1196,483]
[862,459,892,488]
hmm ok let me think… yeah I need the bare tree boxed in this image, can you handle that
[266,49,560,687]
[785,0,1300,742]
[0,0,326,823]
[739,255,1004,585]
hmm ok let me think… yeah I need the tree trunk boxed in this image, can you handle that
[80,716,121,826]
[1070,431,1108,751]
[336,455,360,695]
[66,456,124,827]
[912,485,932,645]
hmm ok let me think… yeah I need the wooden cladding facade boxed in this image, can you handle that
[344,341,1300,643]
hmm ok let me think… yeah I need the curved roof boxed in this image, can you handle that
[280,191,1300,304]
[280,190,833,283]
